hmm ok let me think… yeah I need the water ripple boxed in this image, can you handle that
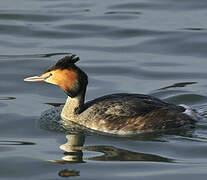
[0,12,63,22]
[0,140,35,145]
[108,1,207,11]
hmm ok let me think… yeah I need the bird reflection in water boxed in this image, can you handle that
[56,134,172,163]
[60,134,85,163]
[48,132,177,178]
[50,133,173,177]
[58,169,80,178]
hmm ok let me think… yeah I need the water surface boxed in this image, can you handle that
[1,0,207,179]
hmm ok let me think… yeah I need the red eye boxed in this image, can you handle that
[45,73,52,80]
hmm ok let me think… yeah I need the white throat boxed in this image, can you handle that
[61,94,84,121]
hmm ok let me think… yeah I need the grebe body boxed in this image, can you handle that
[24,55,196,135]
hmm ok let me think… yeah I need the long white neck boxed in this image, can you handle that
[61,90,85,121]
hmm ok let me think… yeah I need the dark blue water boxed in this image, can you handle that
[1,0,207,179]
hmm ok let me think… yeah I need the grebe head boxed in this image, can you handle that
[24,55,88,98]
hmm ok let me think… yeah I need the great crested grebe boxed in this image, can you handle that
[24,55,197,135]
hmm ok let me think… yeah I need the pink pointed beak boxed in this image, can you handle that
[24,73,51,82]
[24,75,45,82]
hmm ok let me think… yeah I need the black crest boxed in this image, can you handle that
[46,55,80,72]
[55,55,79,68]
